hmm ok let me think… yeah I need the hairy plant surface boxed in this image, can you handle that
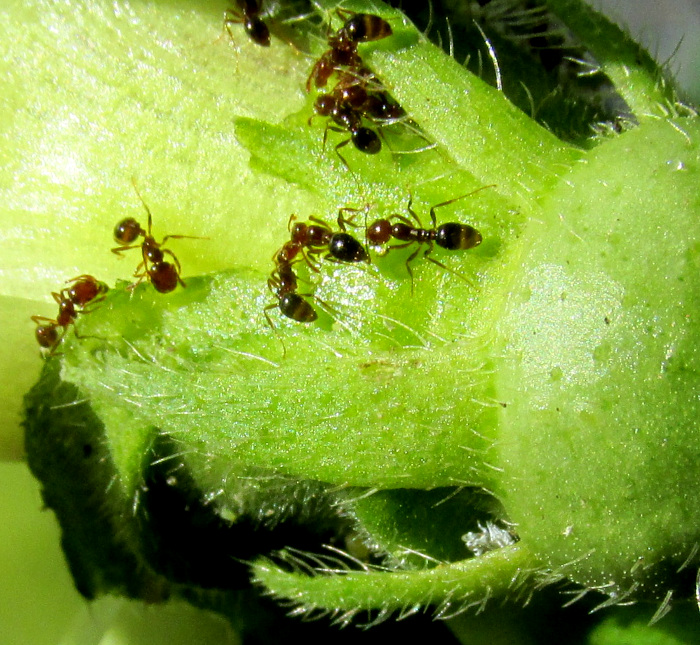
[3,0,700,642]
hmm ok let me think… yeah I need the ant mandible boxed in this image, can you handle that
[112,180,202,294]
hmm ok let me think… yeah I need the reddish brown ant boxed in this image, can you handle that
[310,71,412,167]
[31,295,77,353]
[224,0,271,47]
[316,94,381,167]
[287,209,369,267]
[112,182,203,294]
[64,274,109,307]
[31,275,108,353]
[366,187,493,290]
[264,207,367,328]
[306,11,393,91]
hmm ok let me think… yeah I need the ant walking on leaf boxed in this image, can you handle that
[111,180,205,294]
[365,186,494,292]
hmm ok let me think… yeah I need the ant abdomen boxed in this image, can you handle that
[35,324,59,349]
[342,13,392,44]
[352,127,381,154]
[148,262,180,294]
[278,292,318,323]
[436,223,483,251]
[328,232,368,263]
[66,275,109,307]
[224,0,270,47]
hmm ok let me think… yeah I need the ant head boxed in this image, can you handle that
[114,217,142,244]
[314,93,337,117]
[35,324,59,349]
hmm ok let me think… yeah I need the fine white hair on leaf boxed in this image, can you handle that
[462,520,517,556]
[589,582,640,613]
[561,585,592,608]
[648,590,673,626]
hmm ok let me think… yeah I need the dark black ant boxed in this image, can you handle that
[112,182,203,294]
[365,187,493,289]
[224,0,270,47]
[306,11,392,91]
[31,275,108,353]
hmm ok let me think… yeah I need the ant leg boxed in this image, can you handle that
[79,298,106,314]
[111,243,141,256]
[424,255,475,288]
[322,121,333,152]
[302,247,323,273]
[221,14,243,73]
[404,244,421,296]
[336,207,363,230]
[31,315,57,325]
[334,138,352,171]
[66,274,94,283]
[335,7,354,21]
[390,212,414,228]
[51,291,65,306]
[46,325,70,356]
[308,215,332,231]
[263,305,288,358]
[161,248,183,275]
[428,185,497,225]
[405,193,422,227]
[263,304,278,329]
[306,57,322,93]
[160,233,208,244]
[127,263,147,291]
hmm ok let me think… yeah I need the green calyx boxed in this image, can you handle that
[10,0,700,638]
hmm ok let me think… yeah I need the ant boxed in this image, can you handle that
[64,274,109,308]
[318,97,381,167]
[315,88,409,166]
[287,210,369,267]
[365,187,493,289]
[31,275,108,353]
[112,181,202,294]
[265,207,367,328]
[224,0,270,47]
[306,11,393,91]
[265,259,317,325]
[310,68,412,167]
